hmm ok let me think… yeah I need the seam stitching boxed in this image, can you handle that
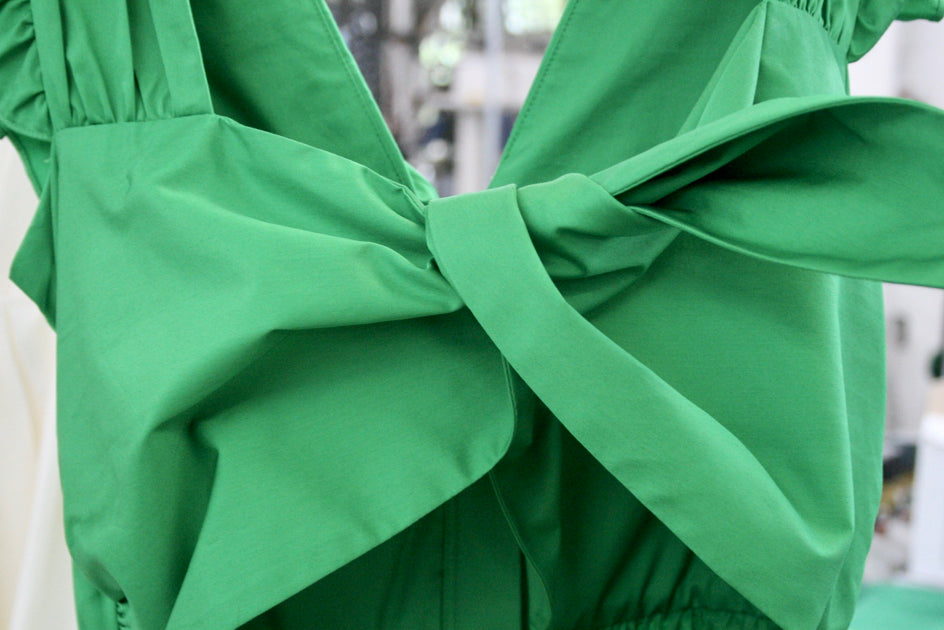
[312,0,410,186]
[496,0,579,174]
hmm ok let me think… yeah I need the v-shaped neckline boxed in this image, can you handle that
[326,0,582,191]
[490,0,580,182]
[171,0,582,191]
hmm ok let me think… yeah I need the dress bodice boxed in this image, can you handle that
[2,1,944,629]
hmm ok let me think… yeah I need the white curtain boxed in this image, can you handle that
[0,137,76,630]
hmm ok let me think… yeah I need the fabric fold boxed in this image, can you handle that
[5,0,944,629]
[591,96,944,289]
[16,87,944,630]
[426,95,944,627]
[0,0,51,187]
[626,100,944,288]
[43,115,514,630]
[850,0,944,59]
[0,0,48,140]
[431,178,851,630]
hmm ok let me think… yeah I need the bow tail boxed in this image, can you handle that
[612,98,944,290]
[39,115,516,630]
[426,183,852,630]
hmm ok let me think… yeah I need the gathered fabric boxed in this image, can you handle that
[3,0,944,628]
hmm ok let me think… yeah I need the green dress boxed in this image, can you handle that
[3,0,944,628]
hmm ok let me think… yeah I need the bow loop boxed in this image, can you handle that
[427,94,944,630]
[425,172,856,630]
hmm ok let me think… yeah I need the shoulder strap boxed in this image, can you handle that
[28,0,212,130]
[139,0,214,118]
[189,0,416,187]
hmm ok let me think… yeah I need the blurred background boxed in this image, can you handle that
[2,1,944,628]
[845,18,944,627]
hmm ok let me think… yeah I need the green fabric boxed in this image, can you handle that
[850,584,944,629]
[2,0,944,629]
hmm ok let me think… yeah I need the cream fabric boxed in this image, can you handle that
[0,137,76,630]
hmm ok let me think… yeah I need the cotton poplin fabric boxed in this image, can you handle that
[3,0,944,629]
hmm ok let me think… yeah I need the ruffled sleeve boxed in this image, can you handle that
[1,0,211,137]
[5,0,217,323]
[777,0,944,61]
[0,0,51,189]
[850,0,944,59]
